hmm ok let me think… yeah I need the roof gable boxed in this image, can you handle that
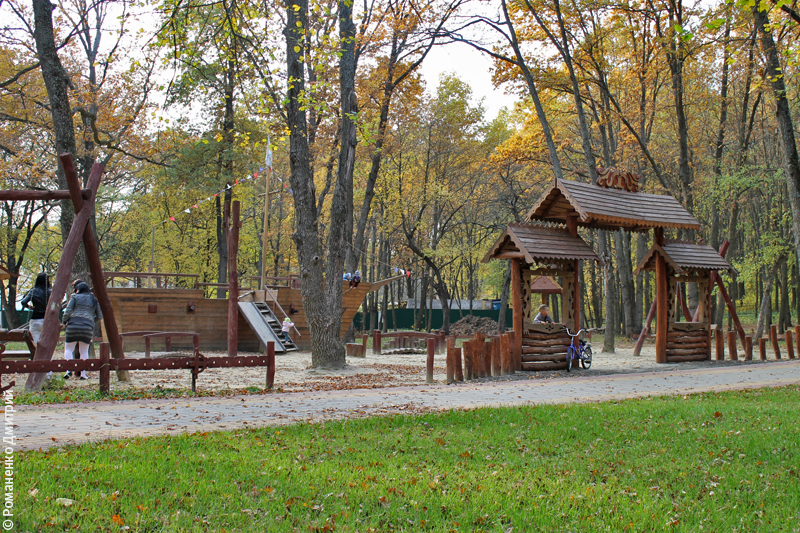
[526,179,701,231]
[483,223,601,264]
[634,241,733,275]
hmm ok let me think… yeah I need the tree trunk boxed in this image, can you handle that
[32,0,87,275]
[755,262,778,340]
[754,6,800,269]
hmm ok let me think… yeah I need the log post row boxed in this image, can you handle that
[770,325,782,359]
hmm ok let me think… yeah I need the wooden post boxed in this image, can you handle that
[426,338,435,384]
[507,330,520,371]
[483,340,491,378]
[227,200,240,357]
[374,330,382,355]
[744,335,753,361]
[786,329,795,360]
[491,337,501,376]
[655,242,668,364]
[770,324,781,359]
[715,328,725,361]
[437,330,445,354]
[500,333,511,375]
[24,160,104,392]
[446,347,455,384]
[633,300,657,357]
[99,342,110,395]
[511,258,524,367]
[462,341,471,380]
[454,347,463,382]
[727,330,737,361]
[266,341,275,390]
[759,337,767,361]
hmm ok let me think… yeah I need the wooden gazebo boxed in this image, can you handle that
[485,176,714,370]
[634,241,733,363]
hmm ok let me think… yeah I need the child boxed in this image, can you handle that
[533,304,553,324]
[281,316,295,344]
[350,270,361,289]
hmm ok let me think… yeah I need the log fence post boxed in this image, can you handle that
[727,330,737,361]
[500,333,511,375]
[770,325,781,359]
[425,338,435,384]
[99,342,110,395]
[454,347,463,382]
[744,335,753,361]
[758,337,767,361]
[715,328,725,361]
[266,341,276,390]
[786,329,795,360]
[373,330,382,355]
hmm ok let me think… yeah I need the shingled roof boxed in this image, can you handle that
[482,223,601,264]
[634,241,734,275]
[526,178,700,231]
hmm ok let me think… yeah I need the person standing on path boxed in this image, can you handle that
[20,272,51,346]
[61,282,102,380]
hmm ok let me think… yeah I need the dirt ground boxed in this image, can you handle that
[5,336,788,395]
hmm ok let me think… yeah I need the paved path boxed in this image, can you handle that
[16,360,800,450]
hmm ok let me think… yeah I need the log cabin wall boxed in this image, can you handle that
[521,322,570,371]
[665,274,713,362]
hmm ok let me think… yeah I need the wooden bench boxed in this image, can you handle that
[119,331,200,358]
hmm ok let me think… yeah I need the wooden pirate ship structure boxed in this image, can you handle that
[103,275,400,352]
[484,176,735,369]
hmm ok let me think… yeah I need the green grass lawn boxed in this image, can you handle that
[17,386,800,532]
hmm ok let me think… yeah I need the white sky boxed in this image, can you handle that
[419,40,520,121]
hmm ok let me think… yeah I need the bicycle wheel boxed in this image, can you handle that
[581,346,593,369]
[565,346,573,372]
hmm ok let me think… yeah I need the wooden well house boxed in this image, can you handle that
[483,223,601,371]
[634,241,734,363]
[484,176,719,369]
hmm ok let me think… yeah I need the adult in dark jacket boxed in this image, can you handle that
[62,282,102,380]
[20,273,51,346]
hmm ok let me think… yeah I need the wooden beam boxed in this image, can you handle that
[493,252,525,260]
[24,159,103,392]
[676,282,692,321]
[0,189,90,201]
[713,275,746,347]
[655,251,668,364]
[60,155,127,376]
[633,300,657,357]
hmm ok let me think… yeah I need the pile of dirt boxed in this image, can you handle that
[448,315,498,336]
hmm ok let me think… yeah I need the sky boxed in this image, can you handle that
[418,39,520,121]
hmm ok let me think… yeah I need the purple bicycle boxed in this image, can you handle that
[564,327,593,372]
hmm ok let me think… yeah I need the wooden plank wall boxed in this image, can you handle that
[106,288,260,352]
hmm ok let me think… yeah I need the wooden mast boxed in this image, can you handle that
[511,258,523,364]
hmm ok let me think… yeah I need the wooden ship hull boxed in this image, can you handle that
[104,279,397,352]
